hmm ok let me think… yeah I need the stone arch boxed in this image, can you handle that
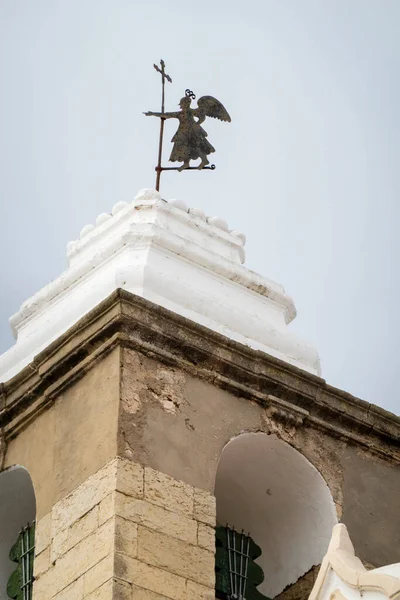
[214,432,337,598]
[0,466,36,600]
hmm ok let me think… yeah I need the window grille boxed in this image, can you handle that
[215,525,270,600]
[226,527,251,599]
[7,522,35,600]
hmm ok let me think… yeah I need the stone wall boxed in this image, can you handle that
[115,343,400,570]
[2,290,400,598]
[275,567,320,600]
[3,347,121,520]
[33,458,216,600]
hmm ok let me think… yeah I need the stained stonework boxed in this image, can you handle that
[0,290,399,598]
[33,458,216,600]
[275,566,320,600]
[117,349,346,516]
[0,433,5,471]
[342,447,400,566]
[3,347,121,519]
[119,349,186,462]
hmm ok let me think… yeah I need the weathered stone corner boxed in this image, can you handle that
[33,458,216,600]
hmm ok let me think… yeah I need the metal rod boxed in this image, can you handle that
[239,531,244,599]
[25,527,30,600]
[28,528,32,600]
[155,62,166,192]
[155,165,215,171]
[28,529,31,600]
[232,528,237,599]
[21,528,26,600]
[242,534,250,600]
[227,527,234,600]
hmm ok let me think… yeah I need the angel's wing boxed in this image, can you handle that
[197,96,231,122]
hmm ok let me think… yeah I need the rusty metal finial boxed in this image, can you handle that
[144,60,231,192]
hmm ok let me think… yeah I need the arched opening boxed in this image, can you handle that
[0,466,36,600]
[214,433,337,598]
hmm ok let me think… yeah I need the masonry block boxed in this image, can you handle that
[52,460,117,535]
[197,523,216,552]
[137,526,215,588]
[115,553,187,600]
[144,468,194,518]
[83,554,114,597]
[193,489,216,527]
[115,492,197,545]
[35,512,52,555]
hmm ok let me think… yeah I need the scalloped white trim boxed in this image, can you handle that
[0,189,320,382]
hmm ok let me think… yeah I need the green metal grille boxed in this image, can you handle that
[215,525,271,600]
[7,522,35,600]
[226,527,251,599]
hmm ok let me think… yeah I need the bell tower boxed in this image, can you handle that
[1,188,399,600]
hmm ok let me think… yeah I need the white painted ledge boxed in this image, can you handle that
[0,189,320,382]
[309,524,400,600]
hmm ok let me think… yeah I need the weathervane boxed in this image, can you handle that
[145,60,231,191]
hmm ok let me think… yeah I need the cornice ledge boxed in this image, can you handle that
[309,524,400,600]
[1,290,400,458]
[265,394,309,427]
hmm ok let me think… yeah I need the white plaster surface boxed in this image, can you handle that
[0,467,36,600]
[0,189,320,382]
[317,571,400,600]
[214,433,337,598]
[372,564,400,577]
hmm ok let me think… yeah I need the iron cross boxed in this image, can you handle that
[153,60,172,85]
[153,60,172,191]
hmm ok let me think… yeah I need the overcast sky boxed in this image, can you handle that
[0,1,399,414]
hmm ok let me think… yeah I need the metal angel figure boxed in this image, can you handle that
[145,89,231,171]
[145,61,231,191]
